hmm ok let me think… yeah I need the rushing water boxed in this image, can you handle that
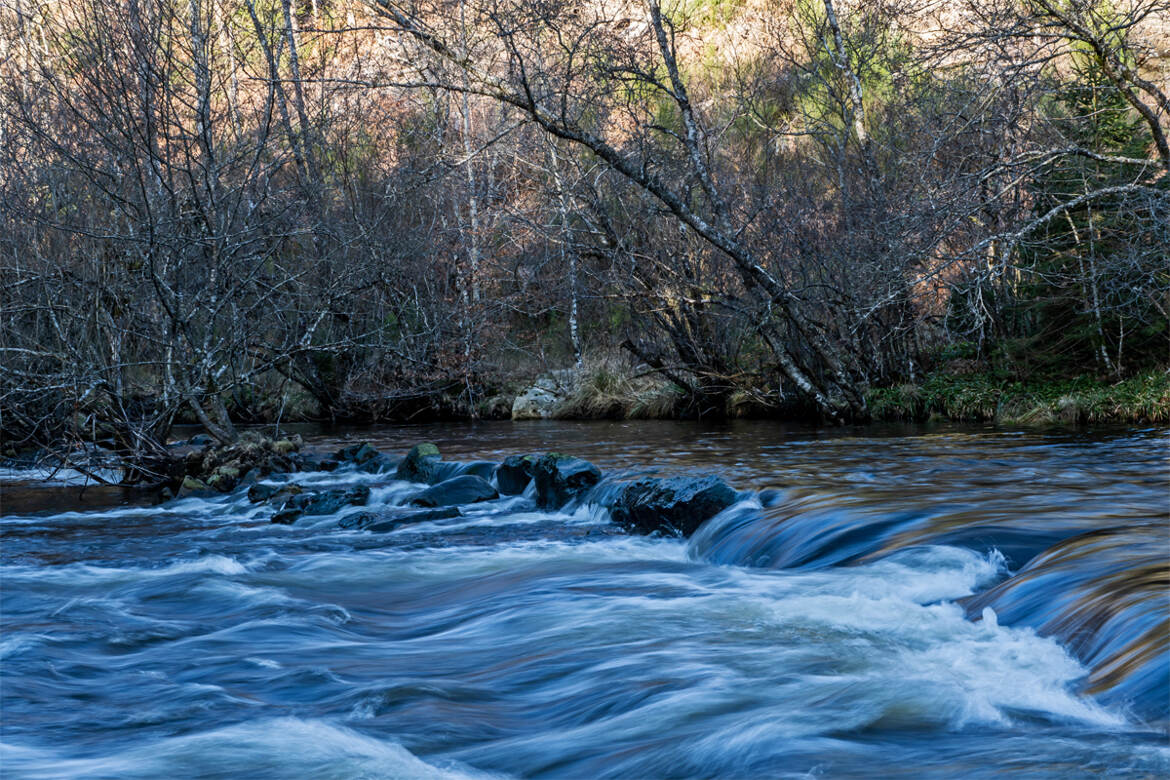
[2,421,1167,779]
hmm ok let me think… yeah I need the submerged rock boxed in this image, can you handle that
[410,475,498,507]
[247,482,302,503]
[333,442,393,473]
[396,443,442,483]
[341,506,462,533]
[271,486,370,524]
[459,461,499,480]
[531,454,601,510]
[300,455,340,472]
[496,454,537,495]
[610,476,738,537]
[430,459,497,484]
[336,442,379,464]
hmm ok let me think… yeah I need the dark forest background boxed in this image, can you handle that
[1,0,1166,469]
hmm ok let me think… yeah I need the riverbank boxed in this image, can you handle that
[501,364,1170,426]
[4,367,1165,470]
[865,369,1170,426]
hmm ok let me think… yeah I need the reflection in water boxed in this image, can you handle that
[1,422,1167,778]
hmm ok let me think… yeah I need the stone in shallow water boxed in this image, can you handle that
[610,476,738,537]
[496,454,537,495]
[335,442,379,464]
[247,482,303,503]
[395,443,442,483]
[333,442,394,473]
[531,454,601,510]
[271,486,370,524]
[430,459,497,483]
[341,506,462,532]
[176,476,212,498]
[410,475,498,507]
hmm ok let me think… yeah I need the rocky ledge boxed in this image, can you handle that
[168,439,741,538]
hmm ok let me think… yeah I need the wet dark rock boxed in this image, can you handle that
[610,476,738,537]
[247,482,303,503]
[396,443,442,483]
[429,459,497,484]
[335,442,380,465]
[532,454,601,510]
[341,506,462,532]
[272,438,298,455]
[333,442,394,473]
[496,454,537,495]
[758,488,786,508]
[360,456,395,474]
[410,475,498,507]
[299,454,340,472]
[205,464,241,492]
[461,461,498,480]
[175,476,212,499]
[181,432,303,495]
[271,486,370,524]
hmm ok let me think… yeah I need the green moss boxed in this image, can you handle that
[867,370,1170,425]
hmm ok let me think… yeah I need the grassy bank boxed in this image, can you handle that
[866,370,1170,426]
[498,360,1170,426]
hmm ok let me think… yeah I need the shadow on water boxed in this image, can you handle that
[1,421,1167,778]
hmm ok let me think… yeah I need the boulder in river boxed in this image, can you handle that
[205,464,241,492]
[610,476,738,537]
[335,442,379,464]
[429,459,497,484]
[341,506,462,532]
[410,475,499,507]
[175,476,212,499]
[531,454,601,510]
[496,454,537,495]
[396,443,443,483]
[182,432,302,494]
[271,485,370,524]
[247,482,303,503]
[333,442,393,473]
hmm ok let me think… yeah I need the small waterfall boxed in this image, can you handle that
[688,491,1170,722]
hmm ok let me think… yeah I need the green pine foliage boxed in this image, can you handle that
[996,52,1168,377]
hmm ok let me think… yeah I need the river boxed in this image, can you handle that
[1,421,1167,778]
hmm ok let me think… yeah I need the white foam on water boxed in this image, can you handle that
[1,554,249,587]
[0,633,53,660]
[0,466,124,486]
[286,535,689,584]
[0,718,506,779]
[696,546,1126,731]
[246,656,283,669]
